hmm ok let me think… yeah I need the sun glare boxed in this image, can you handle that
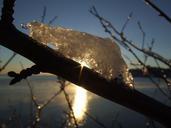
[72,86,88,123]
[80,61,89,68]
[70,60,90,124]
[75,59,91,81]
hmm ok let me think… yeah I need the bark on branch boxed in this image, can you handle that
[0,0,171,127]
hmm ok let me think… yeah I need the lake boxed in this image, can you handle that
[0,75,170,128]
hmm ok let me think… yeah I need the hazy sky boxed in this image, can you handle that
[0,0,171,73]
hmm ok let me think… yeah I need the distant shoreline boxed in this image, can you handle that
[1,67,171,78]
[130,67,171,78]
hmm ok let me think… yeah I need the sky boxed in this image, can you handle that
[0,0,171,74]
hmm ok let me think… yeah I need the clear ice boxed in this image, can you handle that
[27,21,133,87]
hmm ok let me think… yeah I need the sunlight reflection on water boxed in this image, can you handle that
[72,86,88,124]
[71,60,89,125]
[0,76,167,128]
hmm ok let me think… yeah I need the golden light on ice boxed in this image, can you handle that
[72,86,88,123]
[80,61,89,68]
[75,59,91,81]
[72,60,89,124]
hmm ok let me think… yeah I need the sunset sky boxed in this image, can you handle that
[0,0,171,74]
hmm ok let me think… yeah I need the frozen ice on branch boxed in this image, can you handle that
[26,21,133,87]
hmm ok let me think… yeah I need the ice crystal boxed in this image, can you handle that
[27,21,133,86]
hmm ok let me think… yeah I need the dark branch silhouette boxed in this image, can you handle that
[90,6,171,100]
[41,6,47,23]
[0,0,171,127]
[0,52,16,72]
[90,6,171,68]
[144,0,171,24]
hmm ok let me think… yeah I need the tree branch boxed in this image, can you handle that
[144,0,171,24]
[0,0,171,127]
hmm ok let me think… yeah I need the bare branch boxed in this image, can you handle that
[90,6,171,100]
[144,0,171,24]
[41,6,47,23]
[90,6,171,68]
[85,111,107,128]
[121,12,133,33]
[0,1,171,127]
[0,52,17,72]
[137,21,146,49]
[48,16,58,25]
[59,80,79,128]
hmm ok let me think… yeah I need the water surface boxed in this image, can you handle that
[0,75,168,128]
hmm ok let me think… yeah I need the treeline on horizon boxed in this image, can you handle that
[130,67,171,78]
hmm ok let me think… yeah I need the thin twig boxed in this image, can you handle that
[48,16,58,25]
[85,111,107,128]
[41,87,63,109]
[144,39,155,65]
[41,6,47,23]
[19,62,63,127]
[144,0,171,24]
[137,21,146,49]
[1,2,171,127]
[59,80,79,128]
[90,6,171,68]
[0,52,17,72]
[121,12,133,33]
[90,6,171,100]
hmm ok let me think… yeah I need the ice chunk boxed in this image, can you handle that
[27,21,133,86]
